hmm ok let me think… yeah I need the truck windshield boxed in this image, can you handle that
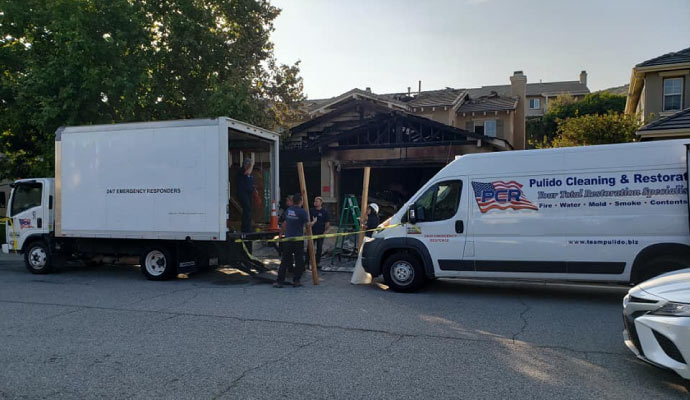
[10,183,42,216]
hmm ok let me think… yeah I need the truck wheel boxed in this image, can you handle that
[383,252,426,292]
[24,241,53,274]
[140,247,176,281]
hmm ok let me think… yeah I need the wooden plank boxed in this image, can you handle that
[357,167,371,249]
[297,162,319,285]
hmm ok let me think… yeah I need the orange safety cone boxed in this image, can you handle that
[269,201,279,230]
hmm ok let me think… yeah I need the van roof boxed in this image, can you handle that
[442,139,690,178]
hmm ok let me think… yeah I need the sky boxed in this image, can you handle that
[271,0,690,100]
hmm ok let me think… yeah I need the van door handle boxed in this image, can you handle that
[455,220,464,233]
[37,218,42,229]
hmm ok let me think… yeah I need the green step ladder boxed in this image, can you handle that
[331,194,361,263]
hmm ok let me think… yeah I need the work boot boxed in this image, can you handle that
[273,282,284,288]
[292,281,303,287]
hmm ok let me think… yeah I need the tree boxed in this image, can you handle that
[550,112,640,148]
[527,92,627,148]
[0,0,305,179]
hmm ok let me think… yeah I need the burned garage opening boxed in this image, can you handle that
[281,91,511,218]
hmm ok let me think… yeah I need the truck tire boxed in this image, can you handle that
[140,247,176,281]
[382,252,426,292]
[635,254,690,284]
[24,241,53,274]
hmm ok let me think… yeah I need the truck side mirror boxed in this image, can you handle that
[408,207,417,225]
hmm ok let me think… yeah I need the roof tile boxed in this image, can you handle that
[636,47,690,68]
[638,107,690,132]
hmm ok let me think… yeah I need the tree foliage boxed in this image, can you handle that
[0,0,304,179]
[527,92,628,148]
[550,112,640,148]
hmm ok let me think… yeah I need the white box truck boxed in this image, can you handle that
[2,117,280,280]
[362,140,690,292]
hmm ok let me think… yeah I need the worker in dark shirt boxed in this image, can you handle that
[309,196,330,269]
[237,158,254,233]
[274,193,315,288]
[276,194,294,258]
[365,203,380,237]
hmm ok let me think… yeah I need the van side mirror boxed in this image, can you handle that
[408,207,417,224]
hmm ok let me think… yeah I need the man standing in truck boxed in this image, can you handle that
[274,193,315,288]
[237,157,255,233]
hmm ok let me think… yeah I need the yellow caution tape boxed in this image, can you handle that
[0,217,18,251]
[240,241,264,263]
[234,224,401,243]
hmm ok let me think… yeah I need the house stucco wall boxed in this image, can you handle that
[642,70,690,123]
[454,111,515,145]
[414,108,454,125]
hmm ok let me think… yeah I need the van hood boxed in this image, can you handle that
[639,268,690,303]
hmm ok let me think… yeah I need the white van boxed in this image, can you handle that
[362,139,690,292]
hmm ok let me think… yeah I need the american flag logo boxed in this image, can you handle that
[471,181,538,213]
[19,218,33,229]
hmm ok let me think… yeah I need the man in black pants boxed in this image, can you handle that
[237,158,255,252]
[309,196,330,269]
[274,193,314,288]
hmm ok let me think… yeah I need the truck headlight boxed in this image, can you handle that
[651,302,690,317]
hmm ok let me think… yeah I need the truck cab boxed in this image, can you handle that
[2,178,54,258]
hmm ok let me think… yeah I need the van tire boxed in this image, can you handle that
[24,241,53,274]
[140,247,176,281]
[383,252,426,292]
[635,254,690,284]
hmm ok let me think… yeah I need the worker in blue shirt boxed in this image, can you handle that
[274,193,315,288]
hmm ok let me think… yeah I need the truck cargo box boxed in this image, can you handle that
[55,117,279,241]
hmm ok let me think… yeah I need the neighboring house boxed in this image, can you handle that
[636,107,690,140]
[289,70,589,214]
[464,71,590,118]
[625,47,690,124]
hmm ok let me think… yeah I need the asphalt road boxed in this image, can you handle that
[0,254,688,399]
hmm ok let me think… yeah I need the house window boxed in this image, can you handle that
[484,120,496,137]
[529,98,540,109]
[473,120,496,137]
[663,77,683,112]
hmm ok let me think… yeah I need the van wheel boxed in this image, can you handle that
[635,254,690,283]
[141,247,176,281]
[24,241,53,274]
[383,252,426,292]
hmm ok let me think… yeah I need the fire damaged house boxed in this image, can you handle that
[280,71,535,217]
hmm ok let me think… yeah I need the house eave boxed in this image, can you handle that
[636,128,690,138]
